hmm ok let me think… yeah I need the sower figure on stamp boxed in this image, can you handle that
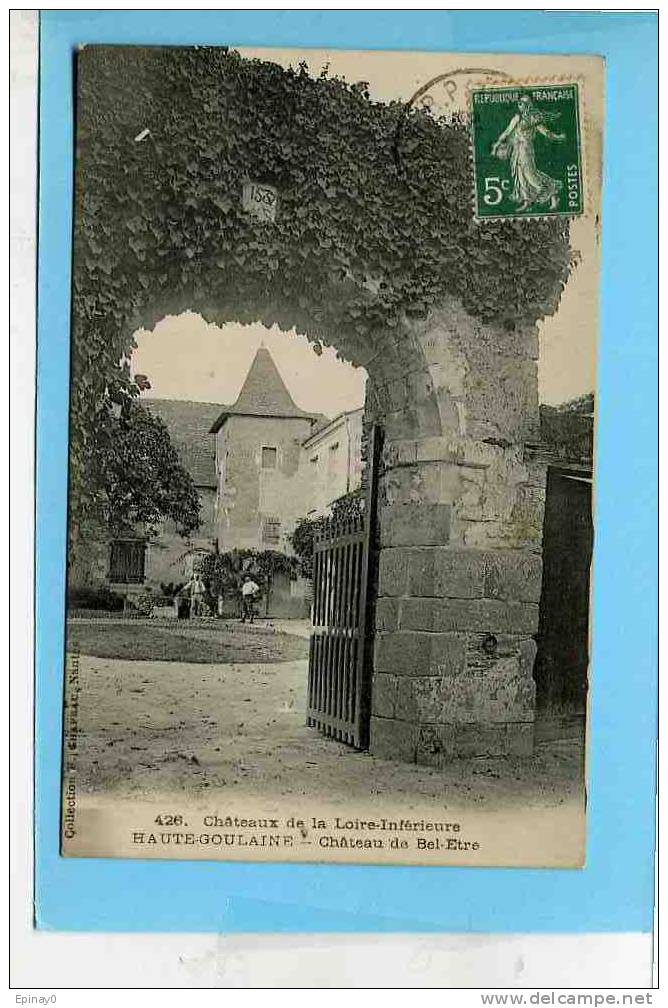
[492,94,566,210]
[240,575,260,624]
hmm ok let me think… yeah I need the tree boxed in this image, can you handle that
[198,548,300,615]
[290,490,364,578]
[289,518,322,580]
[82,400,201,537]
[197,550,246,599]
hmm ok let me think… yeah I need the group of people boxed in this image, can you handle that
[176,573,261,623]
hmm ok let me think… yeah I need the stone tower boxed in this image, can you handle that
[209,347,319,553]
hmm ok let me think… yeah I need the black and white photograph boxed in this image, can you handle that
[61,44,603,867]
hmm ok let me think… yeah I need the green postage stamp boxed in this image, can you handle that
[470,82,584,220]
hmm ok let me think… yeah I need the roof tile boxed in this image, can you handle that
[144,399,219,487]
[210,347,317,432]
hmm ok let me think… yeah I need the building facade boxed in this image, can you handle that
[300,408,364,518]
[209,347,320,553]
[69,346,356,617]
[141,398,220,586]
[68,399,222,596]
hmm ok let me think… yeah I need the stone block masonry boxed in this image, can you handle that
[367,295,546,764]
[371,535,542,765]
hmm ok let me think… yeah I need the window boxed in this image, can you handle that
[261,446,277,469]
[328,442,339,473]
[109,540,146,583]
[262,517,281,546]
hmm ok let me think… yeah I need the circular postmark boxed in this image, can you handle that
[393,67,513,182]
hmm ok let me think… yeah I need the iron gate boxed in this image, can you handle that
[306,425,382,748]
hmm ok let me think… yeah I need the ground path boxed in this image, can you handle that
[72,649,584,812]
[69,616,312,638]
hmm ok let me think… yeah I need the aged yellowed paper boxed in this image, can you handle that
[62,47,602,867]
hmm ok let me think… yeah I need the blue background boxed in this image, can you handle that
[36,11,658,932]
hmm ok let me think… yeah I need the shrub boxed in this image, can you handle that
[127,594,155,617]
[290,490,365,578]
[67,586,124,612]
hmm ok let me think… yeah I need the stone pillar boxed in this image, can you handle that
[368,298,546,763]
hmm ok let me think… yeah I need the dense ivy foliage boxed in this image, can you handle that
[71,46,572,528]
[290,491,365,578]
[67,585,125,612]
[85,401,201,535]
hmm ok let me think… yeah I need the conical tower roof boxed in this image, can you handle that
[210,346,318,432]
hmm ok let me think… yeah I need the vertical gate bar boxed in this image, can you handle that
[332,540,342,729]
[321,537,328,625]
[344,539,355,728]
[330,538,337,728]
[354,424,383,748]
[326,539,332,623]
[306,633,312,721]
[320,543,328,719]
[309,633,316,723]
[320,543,328,720]
[322,542,328,628]
[313,545,320,715]
[352,531,363,723]
[334,539,342,727]
[349,536,362,725]
[342,533,355,729]
[343,536,352,730]
[313,620,319,717]
[324,544,332,725]
[329,533,336,625]
[316,546,325,715]
[321,539,328,628]
[310,546,316,716]
[313,545,319,628]
[353,533,363,726]
[344,538,354,727]
[316,544,323,626]
[318,628,325,723]
[320,542,329,720]
[335,537,344,732]
[312,547,318,630]
[335,539,345,726]
[341,537,350,730]
[339,538,350,729]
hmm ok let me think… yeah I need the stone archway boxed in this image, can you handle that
[70,46,572,762]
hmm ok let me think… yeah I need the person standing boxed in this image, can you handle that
[240,575,260,624]
[189,573,206,617]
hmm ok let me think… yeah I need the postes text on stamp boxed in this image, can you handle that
[470,82,583,220]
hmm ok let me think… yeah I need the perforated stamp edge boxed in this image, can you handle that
[466,74,589,225]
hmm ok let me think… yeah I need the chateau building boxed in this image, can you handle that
[301,407,364,518]
[68,347,593,721]
[70,346,362,616]
[209,345,321,552]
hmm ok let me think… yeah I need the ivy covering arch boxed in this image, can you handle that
[70,45,572,527]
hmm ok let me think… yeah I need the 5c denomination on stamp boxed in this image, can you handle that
[470,82,584,220]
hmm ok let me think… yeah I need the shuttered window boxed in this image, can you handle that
[262,517,281,546]
[109,540,146,583]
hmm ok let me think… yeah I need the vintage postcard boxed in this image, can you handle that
[61,46,603,867]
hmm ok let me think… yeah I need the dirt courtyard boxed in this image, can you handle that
[68,625,585,812]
